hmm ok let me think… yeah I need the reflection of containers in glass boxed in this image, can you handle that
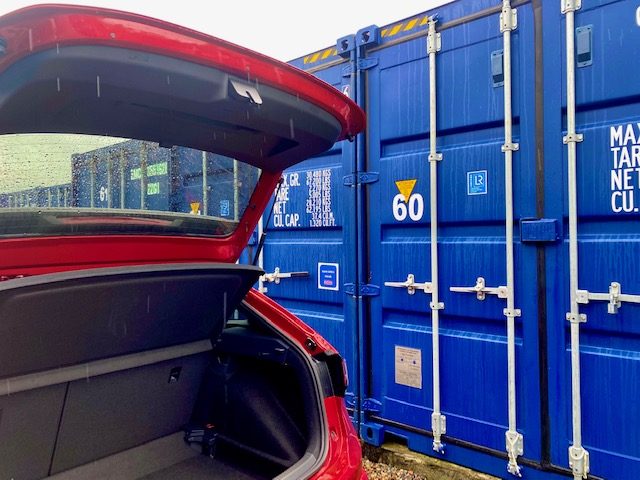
[73,141,137,210]
[3,184,71,208]
[71,140,258,218]
[73,140,172,212]
[176,148,258,219]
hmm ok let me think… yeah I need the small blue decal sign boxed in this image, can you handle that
[467,170,488,195]
[219,199,230,217]
[318,262,339,291]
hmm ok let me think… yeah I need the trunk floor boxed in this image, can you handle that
[140,455,264,480]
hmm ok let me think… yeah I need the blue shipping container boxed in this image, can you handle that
[254,1,640,479]
[71,140,258,218]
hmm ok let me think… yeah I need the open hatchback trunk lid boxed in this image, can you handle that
[0,5,366,480]
[0,3,364,271]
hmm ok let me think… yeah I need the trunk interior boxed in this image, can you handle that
[0,264,324,480]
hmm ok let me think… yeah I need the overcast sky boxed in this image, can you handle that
[0,1,447,61]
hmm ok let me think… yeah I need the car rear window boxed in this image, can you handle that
[0,133,261,237]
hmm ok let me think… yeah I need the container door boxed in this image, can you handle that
[259,50,360,405]
[362,2,544,474]
[545,1,640,478]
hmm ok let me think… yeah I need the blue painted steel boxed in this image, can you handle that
[276,1,640,479]
[263,51,361,417]
[363,1,544,476]
[543,1,640,479]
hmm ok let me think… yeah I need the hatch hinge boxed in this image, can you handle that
[343,172,379,187]
[344,283,380,297]
[362,398,382,414]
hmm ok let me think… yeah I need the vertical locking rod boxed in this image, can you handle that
[119,150,126,209]
[427,16,446,454]
[500,1,523,476]
[202,151,208,216]
[233,159,240,221]
[562,0,589,478]
[107,156,113,209]
[90,156,96,208]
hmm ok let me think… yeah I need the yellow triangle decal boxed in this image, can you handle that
[395,179,417,203]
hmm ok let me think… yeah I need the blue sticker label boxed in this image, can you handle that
[219,199,230,217]
[318,262,339,291]
[467,170,488,195]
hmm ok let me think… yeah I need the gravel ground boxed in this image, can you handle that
[363,458,426,480]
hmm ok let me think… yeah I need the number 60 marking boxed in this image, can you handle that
[393,193,424,222]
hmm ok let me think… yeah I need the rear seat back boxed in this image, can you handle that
[0,385,67,480]
[0,264,260,378]
[50,353,208,474]
[0,264,262,479]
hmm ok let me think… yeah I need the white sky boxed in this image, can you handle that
[0,1,447,61]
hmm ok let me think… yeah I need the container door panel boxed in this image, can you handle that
[546,1,640,478]
[260,62,359,403]
[365,4,542,468]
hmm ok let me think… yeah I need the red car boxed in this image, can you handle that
[0,5,366,480]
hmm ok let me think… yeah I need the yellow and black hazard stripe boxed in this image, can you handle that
[303,47,339,65]
[302,14,431,66]
[381,14,430,39]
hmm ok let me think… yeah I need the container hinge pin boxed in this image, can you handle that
[500,2,518,33]
[561,0,582,15]
[569,445,590,479]
[431,412,446,453]
[563,133,584,144]
[428,152,443,162]
[506,430,524,477]
[449,277,508,301]
[261,267,310,285]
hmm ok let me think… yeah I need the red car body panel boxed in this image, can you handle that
[0,4,365,140]
[0,5,367,479]
[244,290,367,480]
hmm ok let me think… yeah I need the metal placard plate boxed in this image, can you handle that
[394,346,422,389]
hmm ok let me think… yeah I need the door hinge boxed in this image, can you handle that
[362,398,382,414]
[342,58,379,76]
[343,172,379,186]
[344,283,380,297]
[344,393,357,410]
